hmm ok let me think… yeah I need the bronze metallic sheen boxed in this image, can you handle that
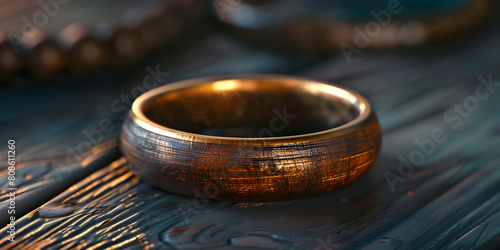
[120,75,381,201]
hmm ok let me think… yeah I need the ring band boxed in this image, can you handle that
[120,75,381,201]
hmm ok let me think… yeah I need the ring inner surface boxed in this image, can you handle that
[142,79,359,138]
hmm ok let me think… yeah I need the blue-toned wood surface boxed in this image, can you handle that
[1,5,500,250]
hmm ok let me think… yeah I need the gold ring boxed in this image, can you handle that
[120,75,381,201]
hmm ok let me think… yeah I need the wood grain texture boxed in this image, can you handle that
[1,2,500,249]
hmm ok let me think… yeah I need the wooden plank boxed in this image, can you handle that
[2,34,500,249]
[1,122,499,248]
[1,3,500,248]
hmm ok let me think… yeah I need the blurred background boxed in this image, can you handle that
[0,0,493,84]
[1,0,500,249]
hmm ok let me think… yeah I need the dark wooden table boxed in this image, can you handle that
[1,4,500,249]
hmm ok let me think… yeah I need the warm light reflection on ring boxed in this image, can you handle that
[121,75,381,201]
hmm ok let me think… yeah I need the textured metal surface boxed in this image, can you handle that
[121,76,381,201]
[1,2,500,249]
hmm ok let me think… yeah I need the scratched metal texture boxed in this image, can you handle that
[1,5,500,250]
